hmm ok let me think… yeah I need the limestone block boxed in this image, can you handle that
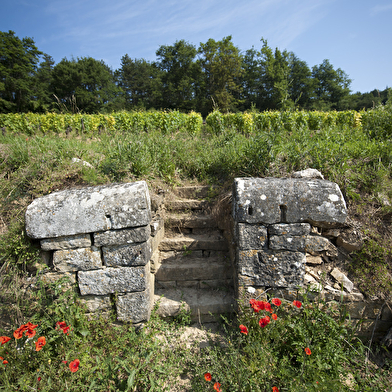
[237,223,267,250]
[305,254,323,265]
[268,223,311,236]
[53,247,102,272]
[305,235,338,257]
[41,234,91,250]
[331,267,354,293]
[116,290,151,323]
[102,239,152,267]
[80,295,112,313]
[233,177,347,227]
[78,266,148,295]
[336,229,363,252]
[238,249,305,287]
[269,235,306,251]
[25,181,151,239]
[94,226,151,247]
[291,168,324,179]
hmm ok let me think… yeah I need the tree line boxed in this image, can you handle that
[0,30,389,117]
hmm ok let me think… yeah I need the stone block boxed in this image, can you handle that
[233,177,347,227]
[53,247,102,272]
[305,254,323,265]
[94,226,151,247]
[78,266,148,295]
[331,267,354,293]
[237,223,267,249]
[102,240,152,267]
[80,295,112,313]
[269,234,306,251]
[305,235,338,257]
[238,249,305,287]
[116,290,151,323]
[25,181,151,239]
[268,223,311,236]
[41,234,91,250]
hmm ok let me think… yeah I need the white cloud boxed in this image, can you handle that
[370,3,392,16]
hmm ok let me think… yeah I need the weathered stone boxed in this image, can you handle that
[237,223,267,249]
[25,181,151,239]
[268,223,311,236]
[53,247,102,272]
[336,229,363,252]
[238,249,305,287]
[80,295,112,313]
[331,267,354,293]
[78,266,148,295]
[116,291,151,323]
[102,240,152,267]
[269,235,306,251]
[41,234,91,250]
[305,235,338,257]
[291,168,324,179]
[305,254,323,265]
[94,226,151,247]
[233,177,347,227]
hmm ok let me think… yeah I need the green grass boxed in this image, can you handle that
[1,107,392,390]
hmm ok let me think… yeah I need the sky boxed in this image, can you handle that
[1,0,391,94]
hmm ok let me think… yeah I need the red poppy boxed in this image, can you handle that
[13,328,24,339]
[35,336,46,351]
[272,387,279,392]
[26,322,38,330]
[204,372,212,382]
[264,302,272,313]
[251,300,266,313]
[38,377,41,382]
[259,316,270,328]
[305,347,311,355]
[213,382,221,392]
[56,321,70,335]
[239,324,248,335]
[62,360,68,364]
[26,329,36,338]
[272,313,278,320]
[293,300,302,308]
[0,336,11,345]
[271,298,282,307]
[69,359,80,373]
[2,359,8,365]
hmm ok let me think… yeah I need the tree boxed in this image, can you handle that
[51,57,120,113]
[155,40,199,111]
[198,36,243,114]
[0,30,42,112]
[311,59,351,110]
[239,47,261,110]
[32,54,55,112]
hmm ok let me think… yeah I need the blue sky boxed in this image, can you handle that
[1,0,391,94]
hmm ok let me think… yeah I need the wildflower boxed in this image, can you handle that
[293,300,302,308]
[272,313,278,320]
[62,360,68,364]
[0,336,11,345]
[239,325,248,335]
[69,359,80,373]
[2,360,8,365]
[56,321,70,335]
[13,325,27,339]
[213,382,221,392]
[272,387,279,392]
[204,372,212,382]
[26,328,36,338]
[271,298,282,307]
[264,302,272,313]
[305,347,311,355]
[38,377,42,382]
[35,337,46,351]
[250,299,265,313]
[259,316,270,328]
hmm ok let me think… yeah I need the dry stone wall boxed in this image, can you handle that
[25,181,161,324]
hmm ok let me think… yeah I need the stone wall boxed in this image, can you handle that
[232,175,392,339]
[25,181,163,324]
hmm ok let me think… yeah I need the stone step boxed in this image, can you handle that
[160,249,230,263]
[165,199,209,212]
[173,185,218,200]
[155,258,232,282]
[154,288,235,322]
[165,213,217,229]
[158,234,228,252]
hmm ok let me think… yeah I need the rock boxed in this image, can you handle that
[80,295,112,313]
[116,291,151,323]
[336,229,363,252]
[53,247,102,272]
[71,157,94,168]
[94,226,151,247]
[305,235,338,257]
[233,177,347,227]
[41,234,91,250]
[268,223,311,236]
[330,267,354,293]
[102,240,152,267]
[305,254,323,265]
[269,234,306,251]
[237,223,268,250]
[25,181,151,239]
[291,168,324,180]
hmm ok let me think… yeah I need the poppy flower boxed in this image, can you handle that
[213,382,221,392]
[13,328,24,339]
[239,325,248,335]
[271,298,282,307]
[38,377,42,382]
[56,321,70,335]
[35,336,46,351]
[305,347,311,355]
[272,313,278,320]
[264,302,272,313]
[293,300,302,308]
[259,316,270,328]
[250,299,266,313]
[204,372,212,382]
[272,387,279,392]
[26,322,38,330]
[62,360,68,364]
[26,329,36,338]
[69,359,80,373]
[0,336,11,345]
[2,359,8,365]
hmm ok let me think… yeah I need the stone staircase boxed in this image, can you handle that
[154,185,235,323]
